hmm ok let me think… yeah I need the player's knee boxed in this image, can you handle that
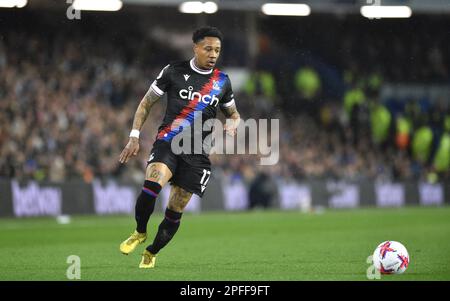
[145,164,170,185]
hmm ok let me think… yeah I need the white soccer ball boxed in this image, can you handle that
[372,241,410,274]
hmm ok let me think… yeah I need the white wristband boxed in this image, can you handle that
[129,129,140,139]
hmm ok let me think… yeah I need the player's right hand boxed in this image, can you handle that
[119,137,139,164]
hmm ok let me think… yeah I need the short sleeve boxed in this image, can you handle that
[220,76,235,108]
[150,64,171,96]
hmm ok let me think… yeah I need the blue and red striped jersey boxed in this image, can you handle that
[150,59,235,155]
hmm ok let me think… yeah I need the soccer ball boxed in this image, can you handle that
[372,241,410,274]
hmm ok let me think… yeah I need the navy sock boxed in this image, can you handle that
[135,180,162,234]
[147,208,182,254]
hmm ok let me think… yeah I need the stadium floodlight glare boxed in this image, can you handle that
[360,6,412,18]
[0,0,27,8]
[180,1,203,13]
[72,0,123,11]
[261,3,311,16]
[179,1,218,14]
[203,2,218,14]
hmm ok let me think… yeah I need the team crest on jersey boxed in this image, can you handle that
[213,80,221,91]
[183,74,190,81]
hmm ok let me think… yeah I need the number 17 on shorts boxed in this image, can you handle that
[200,169,211,193]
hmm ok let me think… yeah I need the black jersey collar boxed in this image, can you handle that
[190,58,213,75]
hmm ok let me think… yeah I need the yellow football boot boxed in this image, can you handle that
[119,230,147,255]
[139,250,156,269]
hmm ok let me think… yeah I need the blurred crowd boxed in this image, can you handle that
[0,29,167,183]
[0,13,449,185]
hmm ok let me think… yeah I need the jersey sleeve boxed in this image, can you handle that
[220,76,236,108]
[150,64,171,97]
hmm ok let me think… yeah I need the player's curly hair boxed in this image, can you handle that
[192,26,223,44]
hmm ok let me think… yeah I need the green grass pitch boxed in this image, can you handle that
[0,207,449,280]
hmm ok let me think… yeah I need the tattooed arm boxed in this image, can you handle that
[131,89,160,132]
[119,89,161,164]
[221,103,241,136]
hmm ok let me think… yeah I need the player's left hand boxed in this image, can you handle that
[119,137,140,164]
[224,118,240,136]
